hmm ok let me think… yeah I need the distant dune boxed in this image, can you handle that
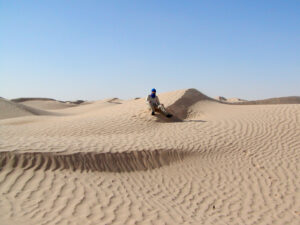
[0,98,54,120]
[0,89,299,225]
[19,100,77,110]
[11,97,86,110]
[215,96,248,102]
[234,96,300,105]
[215,95,300,105]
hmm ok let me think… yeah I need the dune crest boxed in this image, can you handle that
[159,88,213,119]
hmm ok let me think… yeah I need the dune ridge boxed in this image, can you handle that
[11,97,58,103]
[0,149,191,173]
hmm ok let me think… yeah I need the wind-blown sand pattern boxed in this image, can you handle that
[0,89,299,225]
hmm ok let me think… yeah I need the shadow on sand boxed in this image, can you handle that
[182,120,207,123]
[155,113,207,123]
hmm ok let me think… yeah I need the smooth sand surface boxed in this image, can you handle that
[0,89,299,225]
[18,100,77,110]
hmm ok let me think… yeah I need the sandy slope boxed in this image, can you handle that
[0,89,299,225]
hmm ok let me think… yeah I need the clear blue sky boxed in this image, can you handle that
[1,0,299,100]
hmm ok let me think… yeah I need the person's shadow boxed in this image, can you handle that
[155,114,207,123]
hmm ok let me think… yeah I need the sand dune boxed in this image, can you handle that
[18,100,77,110]
[215,95,300,105]
[11,98,86,110]
[234,96,300,105]
[0,98,54,120]
[159,88,213,119]
[0,89,299,224]
[215,96,247,103]
[12,97,85,105]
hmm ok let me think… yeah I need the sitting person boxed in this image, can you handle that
[146,88,172,118]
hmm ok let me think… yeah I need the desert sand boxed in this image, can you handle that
[0,88,299,225]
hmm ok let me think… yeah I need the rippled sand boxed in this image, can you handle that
[0,89,299,225]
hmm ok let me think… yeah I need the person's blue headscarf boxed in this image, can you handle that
[151,88,156,98]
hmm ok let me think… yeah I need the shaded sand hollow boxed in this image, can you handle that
[0,89,299,225]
